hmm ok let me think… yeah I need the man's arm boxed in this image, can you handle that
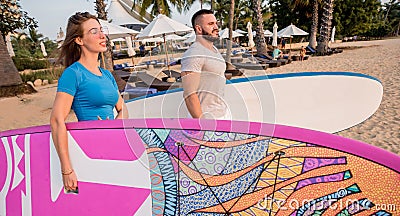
[181,71,202,118]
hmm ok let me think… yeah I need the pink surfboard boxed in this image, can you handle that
[1,119,399,215]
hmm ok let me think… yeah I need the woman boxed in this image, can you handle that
[300,46,306,61]
[50,12,128,192]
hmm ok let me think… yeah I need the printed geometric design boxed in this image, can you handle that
[11,136,24,191]
[138,129,400,215]
[153,129,170,142]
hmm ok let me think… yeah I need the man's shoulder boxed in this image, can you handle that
[182,43,203,57]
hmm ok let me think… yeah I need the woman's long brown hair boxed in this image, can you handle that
[57,12,98,67]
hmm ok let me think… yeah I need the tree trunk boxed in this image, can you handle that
[252,0,268,55]
[317,0,334,55]
[225,0,235,63]
[308,0,319,49]
[0,32,22,87]
[96,0,126,91]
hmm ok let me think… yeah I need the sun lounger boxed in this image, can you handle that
[225,61,245,76]
[136,71,181,92]
[225,69,244,77]
[306,46,316,55]
[114,70,131,81]
[254,53,288,66]
[162,70,181,78]
[121,85,157,100]
[254,57,281,67]
[232,62,269,70]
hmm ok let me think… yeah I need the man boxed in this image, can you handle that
[181,9,229,119]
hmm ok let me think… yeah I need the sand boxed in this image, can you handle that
[0,38,399,154]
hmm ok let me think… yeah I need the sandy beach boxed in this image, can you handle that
[0,38,399,154]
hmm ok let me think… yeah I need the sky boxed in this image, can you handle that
[20,0,390,40]
[20,0,201,40]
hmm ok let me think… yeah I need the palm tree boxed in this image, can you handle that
[94,0,113,70]
[225,0,235,63]
[133,0,195,17]
[316,0,334,54]
[94,0,127,90]
[293,0,321,48]
[252,0,268,55]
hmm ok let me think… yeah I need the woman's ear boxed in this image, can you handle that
[75,37,83,46]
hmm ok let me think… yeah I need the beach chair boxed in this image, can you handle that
[306,46,316,55]
[225,62,244,76]
[162,70,181,78]
[254,53,288,66]
[136,71,182,92]
[232,62,269,70]
[121,84,157,100]
[252,56,281,67]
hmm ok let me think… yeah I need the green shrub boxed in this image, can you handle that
[30,59,48,70]
[20,67,64,83]
[12,58,50,71]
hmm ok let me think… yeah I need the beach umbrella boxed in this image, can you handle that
[219,28,244,39]
[331,26,336,43]
[235,29,247,34]
[99,19,139,40]
[277,24,308,38]
[40,41,47,57]
[277,24,308,52]
[183,31,195,43]
[264,29,273,37]
[5,34,15,57]
[272,22,278,47]
[141,37,164,43]
[247,22,255,49]
[136,14,192,73]
[165,34,186,41]
[125,36,136,57]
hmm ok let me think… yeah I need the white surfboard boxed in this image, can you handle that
[126,72,383,133]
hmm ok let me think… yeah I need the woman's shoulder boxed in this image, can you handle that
[63,62,84,74]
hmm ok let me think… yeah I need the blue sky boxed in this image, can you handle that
[20,0,201,40]
[20,0,389,40]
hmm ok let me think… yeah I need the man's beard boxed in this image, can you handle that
[200,29,219,42]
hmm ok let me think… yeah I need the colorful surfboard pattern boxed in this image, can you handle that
[1,119,399,215]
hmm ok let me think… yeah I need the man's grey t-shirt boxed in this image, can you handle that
[181,42,227,119]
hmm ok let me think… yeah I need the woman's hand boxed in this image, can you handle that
[63,170,78,192]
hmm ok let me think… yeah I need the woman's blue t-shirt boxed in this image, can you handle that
[57,62,119,121]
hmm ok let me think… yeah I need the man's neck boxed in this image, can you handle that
[196,37,215,51]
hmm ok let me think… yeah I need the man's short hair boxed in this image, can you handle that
[191,9,214,29]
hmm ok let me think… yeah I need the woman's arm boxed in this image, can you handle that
[50,92,77,191]
[115,95,128,119]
